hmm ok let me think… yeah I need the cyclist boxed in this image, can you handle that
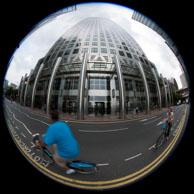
[35,110,80,174]
[162,107,174,139]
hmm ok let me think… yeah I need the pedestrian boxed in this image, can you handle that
[136,106,139,115]
[44,103,47,114]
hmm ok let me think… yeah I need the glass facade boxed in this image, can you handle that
[19,17,174,120]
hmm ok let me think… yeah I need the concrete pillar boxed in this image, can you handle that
[77,53,88,120]
[136,62,150,114]
[114,55,126,119]
[151,68,162,110]
[31,63,44,109]
[160,74,168,108]
[24,69,33,106]
[46,57,62,115]
[166,79,171,107]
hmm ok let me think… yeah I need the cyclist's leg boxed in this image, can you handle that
[53,151,71,170]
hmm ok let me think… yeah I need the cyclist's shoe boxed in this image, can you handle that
[66,169,76,175]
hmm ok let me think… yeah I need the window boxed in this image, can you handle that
[126,52,132,58]
[122,42,126,45]
[101,48,107,53]
[75,43,81,47]
[85,38,90,41]
[124,46,129,51]
[68,44,74,48]
[73,49,79,54]
[133,54,139,61]
[116,45,122,49]
[110,49,116,54]
[91,48,98,53]
[82,48,88,53]
[119,51,125,56]
[100,37,105,41]
[107,39,112,42]
[93,38,98,41]
[53,78,61,90]
[64,50,71,55]
[89,77,110,90]
[135,80,144,92]
[139,57,144,63]
[100,42,106,46]
[108,43,114,47]
[124,79,133,91]
[92,42,98,46]
[84,42,89,46]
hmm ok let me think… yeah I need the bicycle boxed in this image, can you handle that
[154,121,169,149]
[32,135,98,174]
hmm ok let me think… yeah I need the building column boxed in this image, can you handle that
[151,68,162,110]
[114,55,126,119]
[136,62,150,114]
[20,73,27,105]
[77,53,88,120]
[46,57,62,115]
[24,69,33,106]
[31,63,45,109]
[166,79,171,107]
[160,74,168,108]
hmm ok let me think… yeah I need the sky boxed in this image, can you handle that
[5,2,183,88]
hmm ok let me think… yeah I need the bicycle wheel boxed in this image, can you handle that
[67,160,98,174]
[155,133,165,149]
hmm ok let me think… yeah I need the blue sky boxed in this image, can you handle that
[5,2,183,88]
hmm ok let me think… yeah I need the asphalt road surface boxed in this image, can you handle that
[3,98,188,190]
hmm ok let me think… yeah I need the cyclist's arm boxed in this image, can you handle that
[171,113,174,122]
[35,139,47,148]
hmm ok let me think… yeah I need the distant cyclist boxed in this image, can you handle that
[35,110,80,174]
[162,107,174,139]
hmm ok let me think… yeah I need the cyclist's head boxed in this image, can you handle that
[168,107,172,112]
[50,110,59,122]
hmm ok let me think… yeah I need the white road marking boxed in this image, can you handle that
[139,116,157,122]
[8,107,32,135]
[32,133,40,137]
[78,128,128,133]
[157,121,163,126]
[148,144,156,150]
[139,119,148,122]
[21,133,26,138]
[143,117,161,125]
[125,153,142,161]
[96,163,109,166]
[13,107,50,126]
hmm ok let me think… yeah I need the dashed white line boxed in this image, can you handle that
[148,144,156,150]
[96,163,109,166]
[125,153,142,161]
[143,117,161,125]
[78,128,128,133]
[139,116,157,122]
[21,133,26,138]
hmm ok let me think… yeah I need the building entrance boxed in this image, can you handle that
[94,102,105,116]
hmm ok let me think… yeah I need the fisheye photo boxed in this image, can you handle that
[3,2,190,190]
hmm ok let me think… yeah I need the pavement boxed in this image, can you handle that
[3,98,189,190]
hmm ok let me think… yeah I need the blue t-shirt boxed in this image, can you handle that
[43,121,79,159]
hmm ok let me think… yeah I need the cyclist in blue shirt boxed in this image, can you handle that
[36,110,79,174]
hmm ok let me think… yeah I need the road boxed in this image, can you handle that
[3,99,188,190]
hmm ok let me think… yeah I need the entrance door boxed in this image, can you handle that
[95,102,105,116]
